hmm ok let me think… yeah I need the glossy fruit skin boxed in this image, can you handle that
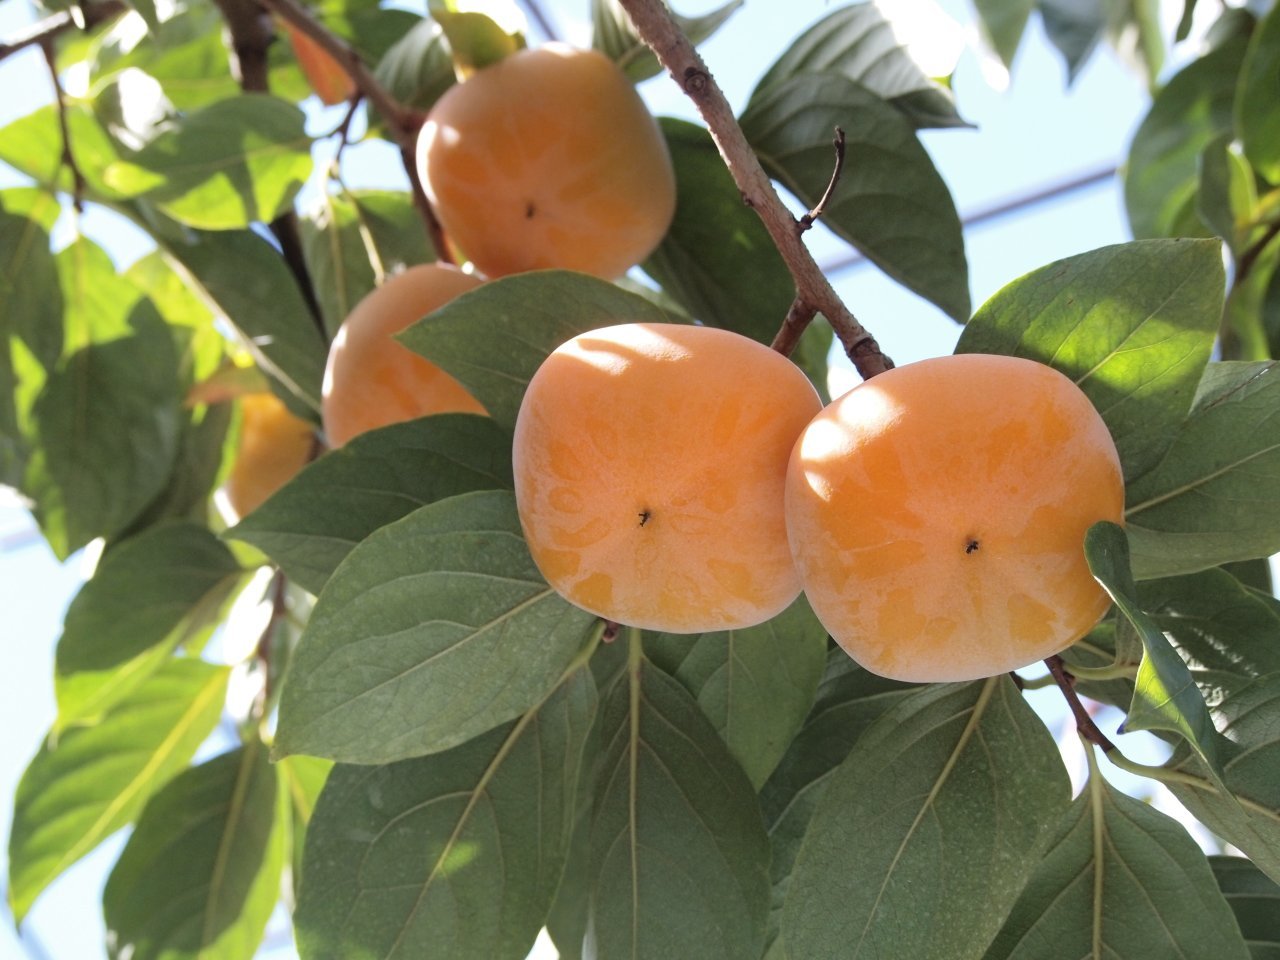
[513,323,822,633]
[284,22,355,106]
[321,264,485,448]
[223,391,316,520]
[785,353,1124,683]
[416,44,676,280]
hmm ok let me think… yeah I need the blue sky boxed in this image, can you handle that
[0,0,1219,956]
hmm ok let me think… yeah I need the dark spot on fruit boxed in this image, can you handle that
[525,202,536,219]
[965,539,980,555]
[639,510,651,527]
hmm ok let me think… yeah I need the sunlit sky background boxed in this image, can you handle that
[0,0,1247,956]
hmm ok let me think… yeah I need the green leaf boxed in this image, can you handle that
[1238,0,1280,182]
[103,742,288,960]
[23,238,182,557]
[397,270,677,432]
[102,94,312,230]
[0,101,126,200]
[428,1,525,74]
[275,490,598,763]
[314,0,421,64]
[228,414,513,595]
[591,0,742,83]
[781,678,1070,960]
[372,17,456,114]
[7,659,230,923]
[123,0,160,32]
[0,190,62,371]
[280,753,331,900]
[1105,0,1165,88]
[1138,568,1280,710]
[586,647,771,960]
[295,662,596,960]
[1039,0,1105,83]
[645,596,827,789]
[54,522,243,729]
[1209,855,1280,958]
[1199,135,1258,255]
[1164,676,1280,883]
[300,189,436,338]
[1125,361,1280,578]
[740,72,969,321]
[984,762,1250,960]
[641,118,793,346]
[1124,35,1247,239]
[160,228,328,414]
[1085,522,1225,781]
[973,0,1036,67]
[956,238,1224,483]
[749,3,966,128]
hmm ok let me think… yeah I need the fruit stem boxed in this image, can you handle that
[1045,654,1117,753]
[797,127,846,234]
[615,0,893,379]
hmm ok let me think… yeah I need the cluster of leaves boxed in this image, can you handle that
[1,0,1279,958]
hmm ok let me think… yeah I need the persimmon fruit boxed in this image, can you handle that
[321,263,486,448]
[283,22,355,106]
[513,323,822,633]
[415,44,676,280]
[785,352,1124,683]
[222,391,317,520]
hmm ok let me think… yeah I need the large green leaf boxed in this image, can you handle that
[1238,0,1280,182]
[1210,855,1280,959]
[7,659,229,923]
[1124,35,1247,239]
[160,228,328,414]
[645,595,827,789]
[103,742,288,960]
[102,95,312,230]
[957,238,1223,482]
[1038,0,1106,83]
[23,238,182,557]
[371,17,456,115]
[740,72,969,321]
[228,414,513,595]
[1163,675,1280,883]
[586,647,771,960]
[641,119,794,347]
[300,189,436,338]
[295,663,596,960]
[0,101,127,200]
[54,522,243,729]
[1085,522,1225,782]
[397,271,676,431]
[274,490,598,763]
[984,762,1250,960]
[591,0,741,83]
[781,678,1070,960]
[750,3,966,128]
[1125,361,1280,578]
[972,0,1036,67]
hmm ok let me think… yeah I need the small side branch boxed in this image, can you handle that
[0,0,125,64]
[1045,654,1116,753]
[615,0,892,380]
[797,127,845,234]
[41,40,85,212]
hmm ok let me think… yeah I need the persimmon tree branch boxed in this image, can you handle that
[41,40,85,212]
[252,0,454,263]
[0,0,125,64]
[614,0,892,379]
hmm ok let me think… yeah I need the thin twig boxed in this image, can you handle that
[1045,654,1117,752]
[797,127,846,234]
[40,39,85,212]
[1235,219,1280,288]
[615,0,892,379]
[254,0,450,262]
[254,569,290,706]
[0,0,125,64]
[213,0,328,339]
[769,297,817,356]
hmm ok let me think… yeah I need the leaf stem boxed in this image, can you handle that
[40,39,85,212]
[1045,654,1117,752]
[614,0,892,378]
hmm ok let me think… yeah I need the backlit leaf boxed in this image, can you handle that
[781,678,1070,960]
[7,659,229,923]
[1238,0,1280,182]
[957,238,1223,483]
[740,72,969,321]
[592,0,741,82]
[274,491,597,763]
[228,415,513,595]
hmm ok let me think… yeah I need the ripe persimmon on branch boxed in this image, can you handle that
[615,0,893,379]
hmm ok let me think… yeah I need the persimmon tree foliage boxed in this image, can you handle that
[3,0,1280,957]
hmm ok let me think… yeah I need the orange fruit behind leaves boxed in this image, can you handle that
[223,392,317,521]
[785,352,1124,683]
[321,263,486,448]
[416,44,676,280]
[513,323,822,633]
